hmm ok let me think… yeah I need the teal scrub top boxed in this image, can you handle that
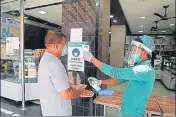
[100,60,155,116]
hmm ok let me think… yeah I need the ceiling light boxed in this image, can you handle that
[138,31,143,32]
[140,16,145,19]
[109,32,111,34]
[110,15,113,18]
[140,25,143,27]
[161,30,166,32]
[113,20,117,23]
[38,11,46,14]
[170,24,174,26]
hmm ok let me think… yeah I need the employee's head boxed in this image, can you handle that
[45,30,67,57]
[124,35,155,66]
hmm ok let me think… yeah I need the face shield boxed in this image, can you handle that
[124,40,152,67]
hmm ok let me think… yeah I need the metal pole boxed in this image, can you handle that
[20,0,26,111]
[103,105,106,116]
[94,104,97,116]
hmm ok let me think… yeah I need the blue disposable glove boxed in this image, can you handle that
[98,90,114,96]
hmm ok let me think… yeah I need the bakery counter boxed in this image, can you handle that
[94,91,175,116]
[1,77,39,102]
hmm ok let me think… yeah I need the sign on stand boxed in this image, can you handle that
[68,42,85,72]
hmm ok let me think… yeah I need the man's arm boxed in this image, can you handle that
[59,88,81,99]
[60,86,93,99]
[50,63,82,100]
[69,83,86,91]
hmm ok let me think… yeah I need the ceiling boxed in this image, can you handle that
[119,0,175,34]
[24,0,62,25]
[1,0,63,27]
[1,0,175,34]
[25,5,62,25]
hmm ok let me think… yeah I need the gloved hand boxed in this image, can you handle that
[98,90,114,96]
[83,50,93,62]
[88,77,102,86]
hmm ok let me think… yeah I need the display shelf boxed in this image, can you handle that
[160,50,175,51]
[1,56,19,60]
[163,70,176,77]
[1,75,37,83]
[161,55,170,56]
[156,44,176,46]
[1,79,39,101]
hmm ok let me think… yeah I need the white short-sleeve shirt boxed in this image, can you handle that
[38,52,72,116]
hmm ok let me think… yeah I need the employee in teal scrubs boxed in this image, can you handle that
[83,35,156,116]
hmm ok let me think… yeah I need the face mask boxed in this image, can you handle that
[61,43,68,56]
[131,54,142,64]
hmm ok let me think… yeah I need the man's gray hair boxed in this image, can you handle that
[45,29,66,47]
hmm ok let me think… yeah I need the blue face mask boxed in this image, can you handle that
[131,54,142,64]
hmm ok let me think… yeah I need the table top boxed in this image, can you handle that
[94,91,175,116]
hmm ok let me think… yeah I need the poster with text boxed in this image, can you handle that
[68,42,85,72]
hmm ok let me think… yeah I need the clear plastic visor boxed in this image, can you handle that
[124,44,141,67]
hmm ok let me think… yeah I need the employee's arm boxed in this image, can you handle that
[91,57,150,81]
[91,57,127,83]
[91,57,102,69]
[101,78,127,85]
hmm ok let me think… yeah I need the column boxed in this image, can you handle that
[62,0,98,116]
[110,25,126,67]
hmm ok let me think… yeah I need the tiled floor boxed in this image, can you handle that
[0,97,95,116]
[106,79,175,116]
[1,80,175,116]
[0,98,42,116]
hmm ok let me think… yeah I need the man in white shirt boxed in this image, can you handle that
[38,30,94,116]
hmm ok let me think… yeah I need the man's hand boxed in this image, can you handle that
[80,90,94,98]
[70,83,87,91]
[75,84,87,91]
[83,50,93,62]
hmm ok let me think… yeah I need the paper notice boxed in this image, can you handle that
[70,28,83,42]
[13,37,19,49]
[6,42,14,55]
[6,37,19,49]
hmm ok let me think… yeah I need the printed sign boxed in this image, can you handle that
[6,37,20,49]
[6,37,20,55]
[68,42,85,71]
[70,28,83,42]
[6,38,14,55]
